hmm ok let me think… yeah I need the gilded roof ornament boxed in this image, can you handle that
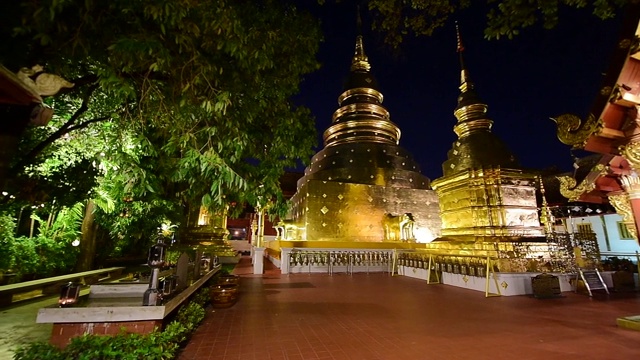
[556,164,607,201]
[619,140,640,171]
[608,192,638,240]
[16,64,74,97]
[550,113,602,148]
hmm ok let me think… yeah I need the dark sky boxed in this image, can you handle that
[293,2,624,180]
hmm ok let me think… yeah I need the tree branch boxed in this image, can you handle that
[66,115,111,132]
[10,83,99,173]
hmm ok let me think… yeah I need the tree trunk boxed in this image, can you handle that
[76,200,97,272]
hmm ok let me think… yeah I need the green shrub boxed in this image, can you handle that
[0,214,17,272]
[1,204,82,278]
[191,286,210,308]
[11,342,66,360]
[175,302,206,334]
[63,331,179,360]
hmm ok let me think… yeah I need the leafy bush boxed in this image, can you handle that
[11,342,66,360]
[10,234,79,278]
[1,204,82,278]
[63,331,179,360]
[191,286,210,308]
[175,302,206,334]
[0,214,17,272]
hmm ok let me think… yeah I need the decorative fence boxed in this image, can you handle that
[279,248,394,275]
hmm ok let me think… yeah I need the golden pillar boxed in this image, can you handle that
[256,204,265,248]
[616,176,640,242]
[250,216,258,246]
[617,141,640,244]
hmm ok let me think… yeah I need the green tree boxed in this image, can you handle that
[365,0,628,46]
[1,0,321,270]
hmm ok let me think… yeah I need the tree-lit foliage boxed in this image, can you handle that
[0,0,321,272]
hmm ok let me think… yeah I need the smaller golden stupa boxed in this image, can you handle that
[430,24,544,241]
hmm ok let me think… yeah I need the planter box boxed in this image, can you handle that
[37,267,219,348]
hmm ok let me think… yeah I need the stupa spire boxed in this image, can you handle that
[438,23,520,176]
[452,23,492,138]
[456,22,471,92]
[351,8,370,72]
[322,15,400,147]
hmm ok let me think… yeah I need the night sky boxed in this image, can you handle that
[293,2,624,180]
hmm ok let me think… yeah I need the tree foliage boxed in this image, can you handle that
[2,0,321,212]
[366,0,628,46]
[0,0,321,271]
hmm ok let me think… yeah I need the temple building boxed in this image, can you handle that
[285,33,441,244]
[430,25,545,240]
[260,18,637,285]
[552,7,640,247]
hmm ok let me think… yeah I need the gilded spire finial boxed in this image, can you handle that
[351,35,371,72]
[357,4,363,35]
[351,6,370,72]
[456,22,470,92]
[451,22,493,138]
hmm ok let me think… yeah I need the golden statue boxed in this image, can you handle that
[382,213,415,242]
[276,220,302,240]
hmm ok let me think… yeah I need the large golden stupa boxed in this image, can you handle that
[286,34,442,243]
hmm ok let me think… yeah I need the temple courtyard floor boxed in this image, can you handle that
[2,257,640,359]
[179,257,640,360]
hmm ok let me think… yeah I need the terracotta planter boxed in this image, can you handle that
[217,274,240,286]
[210,284,239,308]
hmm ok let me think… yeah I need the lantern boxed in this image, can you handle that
[147,238,167,268]
[143,235,167,306]
[59,282,80,307]
[200,255,211,274]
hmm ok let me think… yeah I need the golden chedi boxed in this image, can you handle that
[430,25,544,240]
[286,34,441,243]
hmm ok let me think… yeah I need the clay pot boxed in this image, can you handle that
[210,284,239,308]
[217,274,240,286]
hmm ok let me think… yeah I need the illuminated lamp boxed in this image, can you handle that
[143,235,167,306]
[59,282,80,307]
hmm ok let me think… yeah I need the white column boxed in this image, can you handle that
[253,247,265,275]
[280,248,291,274]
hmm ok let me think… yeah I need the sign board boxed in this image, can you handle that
[578,269,609,296]
[531,273,562,299]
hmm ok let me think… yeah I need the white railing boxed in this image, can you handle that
[280,248,394,275]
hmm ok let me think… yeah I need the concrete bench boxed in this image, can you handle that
[0,267,125,307]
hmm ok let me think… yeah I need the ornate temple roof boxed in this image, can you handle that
[441,24,520,177]
[298,34,430,189]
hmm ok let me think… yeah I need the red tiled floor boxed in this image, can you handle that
[179,257,640,359]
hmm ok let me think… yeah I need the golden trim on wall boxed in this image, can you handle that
[608,192,638,240]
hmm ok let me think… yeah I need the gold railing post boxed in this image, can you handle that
[426,253,441,284]
[485,255,502,297]
[391,249,398,276]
